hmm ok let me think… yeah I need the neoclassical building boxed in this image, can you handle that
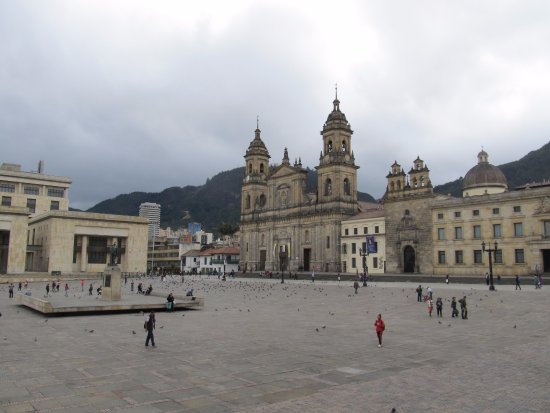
[383,150,550,276]
[0,162,148,275]
[239,95,359,272]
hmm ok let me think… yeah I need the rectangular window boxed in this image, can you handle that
[1,196,11,207]
[375,226,380,234]
[454,211,461,218]
[437,228,445,240]
[326,236,330,249]
[47,187,65,198]
[351,257,356,269]
[492,207,500,215]
[437,213,444,220]
[373,257,378,269]
[513,205,521,213]
[342,243,347,254]
[88,236,107,264]
[515,249,525,264]
[351,243,356,254]
[343,261,347,272]
[0,182,15,193]
[495,249,503,264]
[514,223,523,237]
[545,221,550,238]
[455,250,463,264]
[473,250,483,264]
[438,251,446,264]
[473,225,481,239]
[363,227,368,234]
[344,228,349,236]
[454,227,463,240]
[353,227,358,235]
[24,186,39,195]
[50,200,60,211]
[493,224,502,238]
[473,209,480,216]
[26,198,36,213]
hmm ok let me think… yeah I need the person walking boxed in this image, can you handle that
[80,279,84,292]
[374,314,385,348]
[416,285,423,302]
[130,280,134,292]
[311,271,315,283]
[485,272,490,286]
[8,283,14,299]
[445,274,450,284]
[144,311,156,347]
[515,274,521,290]
[436,297,443,317]
[458,296,468,319]
[427,286,433,300]
[353,280,359,294]
[46,283,50,296]
[64,283,69,297]
[427,298,434,317]
[88,283,93,296]
[451,297,458,317]
[18,282,22,291]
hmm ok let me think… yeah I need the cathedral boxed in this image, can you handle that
[239,94,359,273]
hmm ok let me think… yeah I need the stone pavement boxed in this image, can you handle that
[0,276,548,412]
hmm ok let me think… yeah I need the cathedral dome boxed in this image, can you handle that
[322,97,352,133]
[462,150,507,196]
[245,128,270,158]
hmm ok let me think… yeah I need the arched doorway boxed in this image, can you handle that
[403,246,415,273]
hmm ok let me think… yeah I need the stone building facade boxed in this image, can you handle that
[240,95,359,272]
[340,204,386,274]
[384,150,550,276]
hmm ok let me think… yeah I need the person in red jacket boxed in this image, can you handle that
[374,314,385,348]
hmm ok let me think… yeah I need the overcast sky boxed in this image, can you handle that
[2,1,550,210]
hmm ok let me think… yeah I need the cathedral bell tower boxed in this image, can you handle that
[242,123,270,214]
[315,91,359,207]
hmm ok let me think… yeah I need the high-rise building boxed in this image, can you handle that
[139,202,161,239]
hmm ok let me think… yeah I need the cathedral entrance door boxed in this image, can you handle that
[303,248,311,272]
[259,250,266,271]
[403,246,415,273]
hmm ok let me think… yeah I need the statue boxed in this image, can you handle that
[109,242,119,266]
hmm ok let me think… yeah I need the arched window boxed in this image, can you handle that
[260,163,264,174]
[397,181,401,190]
[261,234,265,246]
[343,178,350,195]
[420,176,425,187]
[248,163,252,174]
[245,194,251,209]
[390,182,395,191]
[413,178,418,188]
[305,230,310,243]
[342,141,347,152]
[259,194,266,207]
[324,178,332,195]
[328,141,333,152]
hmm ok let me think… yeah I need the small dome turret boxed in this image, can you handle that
[462,150,507,197]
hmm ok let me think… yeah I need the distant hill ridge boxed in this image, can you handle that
[87,141,550,232]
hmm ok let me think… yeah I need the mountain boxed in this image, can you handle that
[87,167,376,232]
[434,141,550,197]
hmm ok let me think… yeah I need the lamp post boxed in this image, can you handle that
[482,241,498,291]
[359,248,369,286]
[151,224,156,276]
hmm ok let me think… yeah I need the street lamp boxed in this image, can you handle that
[359,248,369,286]
[482,241,498,291]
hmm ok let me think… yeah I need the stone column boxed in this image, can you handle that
[80,235,88,272]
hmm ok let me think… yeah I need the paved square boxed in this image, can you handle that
[0,276,548,412]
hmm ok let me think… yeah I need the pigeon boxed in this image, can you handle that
[88,330,94,333]
[315,328,319,332]
[513,325,517,328]
[322,326,326,329]
[34,337,37,342]
[44,319,48,322]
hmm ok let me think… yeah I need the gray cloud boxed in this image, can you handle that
[1,1,549,210]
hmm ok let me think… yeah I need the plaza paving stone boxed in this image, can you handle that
[0,276,549,412]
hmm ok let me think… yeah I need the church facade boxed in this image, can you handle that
[239,96,359,273]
